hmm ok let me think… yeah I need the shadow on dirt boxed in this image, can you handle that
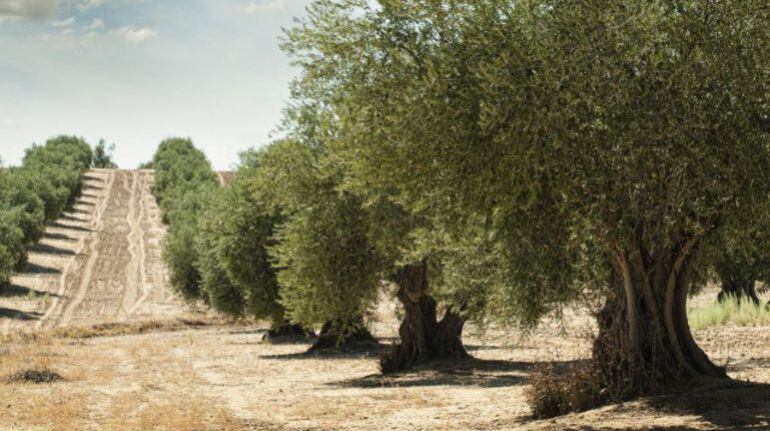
[29,243,76,256]
[332,358,587,390]
[0,307,42,321]
[49,222,92,233]
[67,207,91,215]
[21,262,62,275]
[0,284,63,299]
[79,193,99,200]
[644,378,770,430]
[59,214,87,223]
[259,341,386,361]
[43,232,77,242]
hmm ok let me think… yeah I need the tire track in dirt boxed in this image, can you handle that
[54,171,125,327]
[127,173,152,316]
[120,171,140,318]
[37,170,116,328]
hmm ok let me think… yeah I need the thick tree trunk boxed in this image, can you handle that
[594,240,727,400]
[716,264,760,306]
[380,262,469,374]
[307,317,378,352]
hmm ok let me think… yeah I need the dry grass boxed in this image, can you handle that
[688,296,770,330]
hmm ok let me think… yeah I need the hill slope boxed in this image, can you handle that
[1,169,187,331]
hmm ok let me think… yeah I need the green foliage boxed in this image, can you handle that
[283,0,770,327]
[196,189,245,317]
[0,135,93,286]
[92,139,118,169]
[252,139,381,333]
[150,138,218,301]
[209,158,284,321]
[151,138,217,214]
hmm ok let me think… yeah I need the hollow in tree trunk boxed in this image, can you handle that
[307,316,378,352]
[594,237,727,400]
[380,262,470,374]
[716,263,760,306]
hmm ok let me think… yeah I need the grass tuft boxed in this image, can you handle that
[688,296,770,330]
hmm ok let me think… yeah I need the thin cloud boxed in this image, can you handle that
[113,25,155,43]
[86,17,103,29]
[51,16,75,26]
[0,0,58,19]
[237,0,288,14]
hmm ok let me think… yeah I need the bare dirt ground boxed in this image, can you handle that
[2,169,770,430]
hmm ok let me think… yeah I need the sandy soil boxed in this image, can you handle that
[2,169,770,431]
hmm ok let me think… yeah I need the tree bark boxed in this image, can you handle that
[593,242,727,400]
[307,317,378,352]
[380,262,470,374]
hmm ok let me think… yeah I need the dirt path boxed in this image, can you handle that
[0,169,187,331]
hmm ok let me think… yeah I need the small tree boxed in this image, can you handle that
[253,138,378,350]
[92,139,117,169]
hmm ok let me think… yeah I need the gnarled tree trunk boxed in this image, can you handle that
[594,237,727,400]
[380,262,470,374]
[308,316,378,352]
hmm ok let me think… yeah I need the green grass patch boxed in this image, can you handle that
[688,296,770,330]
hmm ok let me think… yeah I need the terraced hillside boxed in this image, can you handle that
[1,169,187,331]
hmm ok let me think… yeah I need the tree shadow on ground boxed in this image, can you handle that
[0,283,63,299]
[79,193,99,199]
[644,378,770,430]
[0,307,42,321]
[67,208,91,215]
[49,222,91,233]
[43,232,77,242]
[332,357,587,390]
[58,214,87,223]
[82,174,103,182]
[29,243,76,256]
[21,262,62,275]
[259,341,386,360]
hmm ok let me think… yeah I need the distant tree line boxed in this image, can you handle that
[0,136,93,287]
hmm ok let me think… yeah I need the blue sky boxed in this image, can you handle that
[0,0,312,170]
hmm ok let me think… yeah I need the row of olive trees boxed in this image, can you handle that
[0,136,94,287]
[153,0,767,417]
[276,0,768,415]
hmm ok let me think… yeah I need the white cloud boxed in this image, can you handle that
[76,0,102,11]
[61,27,72,35]
[237,0,287,14]
[51,15,75,26]
[0,0,58,19]
[86,17,103,29]
[113,25,155,43]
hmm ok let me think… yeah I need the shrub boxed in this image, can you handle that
[526,363,606,419]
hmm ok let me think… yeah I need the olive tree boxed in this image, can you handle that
[284,0,770,400]
[252,138,379,350]
[195,150,309,339]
